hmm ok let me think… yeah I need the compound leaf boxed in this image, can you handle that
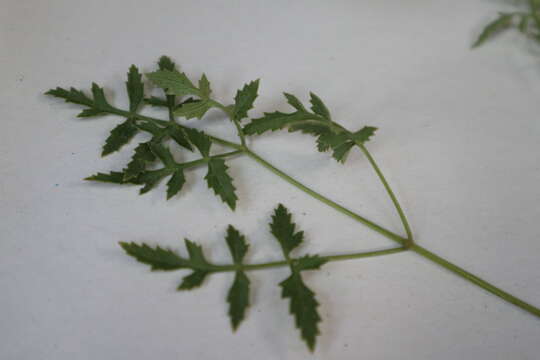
[227,271,250,330]
[270,204,304,256]
[85,171,131,184]
[102,118,138,156]
[184,239,209,267]
[45,84,113,115]
[91,83,112,110]
[166,170,186,199]
[332,141,355,163]
[225,225,249,264]
[77,108,106,118]
[147,70,200,97]
[123,142,156,181]
[284,92,307,112]
[165,124,193,151]
[232,79,260,121]
[352,126,377,143]
[185,128,211,157]
[473,13,513,47]
[126,65,144,112]
[45,87,93,107]
[205,158,237,210]
[309,92,331,121]
[119,242,188,270]
[178,270,209,290]
[144,96,169,107]
[294,254,328,271]
[199,74,211,99]
[158,55,176,71]
[243,111,317,135]
[280,272,321,352]
[138,169,171,194]
[148,143,176,167]
[174,99,213,120]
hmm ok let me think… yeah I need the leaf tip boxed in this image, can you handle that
[118,241,130,251]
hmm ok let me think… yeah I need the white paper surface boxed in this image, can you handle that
[1,1,540,359]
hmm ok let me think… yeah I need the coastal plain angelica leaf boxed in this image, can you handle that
[270,204,304,256]
[119,242,188,270]
[227,271,250,330]
[232,79,260,121]
[279,272,321,351]
[101,119,138,156]
[205,158,237,210]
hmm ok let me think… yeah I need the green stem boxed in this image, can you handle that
[244,147,540,318]
[232,119,247,146]
[411,244,540,318]
[111,108,245,150]
[140,151,245,179]
[108,107,540,319]
[176,150,244,170]
[212,246,407,272]
[210,100,247,146]
[324,120,413,242]
[356,143,414,242]
[244,148,407,246]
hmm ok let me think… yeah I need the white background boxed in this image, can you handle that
[2,1,540,359]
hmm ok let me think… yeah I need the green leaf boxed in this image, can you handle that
[102,119,138,156]
[136,120,163,135]
[243,111,317,135]
[309,92,331,121]
[123,142,156,181]
[166,170,186,199]
[138,169,170,194]
[147,70,201,97]
[199,74,212,99]
[317,131,348,150]
[184,239,209,267]
[332,141,354,163]
[175,97,197,109]
[284,92,307,112]
[91,83,112,110]
[184,128,211,157]
[205,158,237,210]
[144,96,169,107]
[85,171,131,184]
[288,122,330,135]
[126,65,144,112]
[232,79,260,121]
[294,254,327,271]
[158,55,176,71]
[46,83,113,114]
[45,87,93,107]
[178,270,209,290]
[225,225,249,264]
[280,272,321,351]
[148,143,175,167]
[155,57,178,111]
[352,126,377,143]
[167,125,193,151]
[473,13,514,48]
[223,225,251,329]
[174,99,213,120]
[119,242,188,270]
[270,204,304,256]
[77,108,106,118]
[227,271,250,330]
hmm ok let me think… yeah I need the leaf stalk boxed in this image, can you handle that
[61,85,540,320]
